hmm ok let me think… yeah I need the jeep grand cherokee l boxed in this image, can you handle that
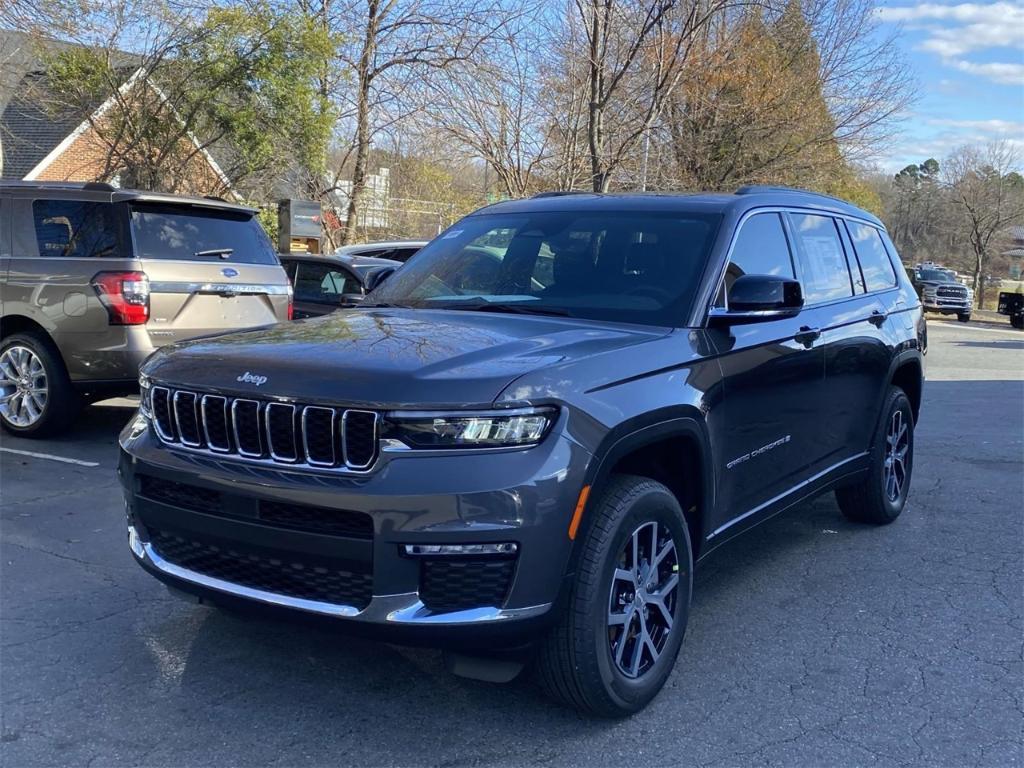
[119,187,925,716]
[0,181,292,436]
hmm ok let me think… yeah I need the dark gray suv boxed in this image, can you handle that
[119,187,926,716]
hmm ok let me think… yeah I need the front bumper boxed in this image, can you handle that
[119,413,589,645]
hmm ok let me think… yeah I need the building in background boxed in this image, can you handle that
[0,31,231,196]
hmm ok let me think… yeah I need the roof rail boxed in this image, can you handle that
[734,184,850,206]
[203,194,227,202]
[82,181,116,192]
[531,190,595,198]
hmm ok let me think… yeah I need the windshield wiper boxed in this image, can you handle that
[361,301,410,308]
[195,247,234,259]
[437,301,572,317]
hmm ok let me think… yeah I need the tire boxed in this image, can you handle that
[835,386,914,525]
[1011,314,1024,330]
[957,313,971,323]
[537,475,693,717]
[0,332,80,438]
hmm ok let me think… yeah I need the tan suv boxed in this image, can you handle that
[0,181,292,437]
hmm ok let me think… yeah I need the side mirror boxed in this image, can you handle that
[364,266,397,293]
[339,293,365,307]
[709,274,803,325]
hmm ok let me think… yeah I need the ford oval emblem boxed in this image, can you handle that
[221,267,239,278]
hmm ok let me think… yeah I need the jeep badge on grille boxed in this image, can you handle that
[237,372,268,386]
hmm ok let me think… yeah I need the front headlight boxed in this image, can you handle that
[138,372,152,418]
[383,407,557,449]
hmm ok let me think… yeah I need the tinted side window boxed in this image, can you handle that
[31,200,117,258]
[293,263,356,302]
[719,213,793,305]
[789,213,852,304]
[847,222,897,292]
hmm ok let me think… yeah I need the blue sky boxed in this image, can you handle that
[875,1,1024,171]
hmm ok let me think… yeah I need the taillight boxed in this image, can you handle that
[92,271,150,325]
[286,283,294,321]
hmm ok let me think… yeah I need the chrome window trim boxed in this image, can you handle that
[172,391,202,447]
[703,206,894,324]
[265,402,299,463]
[147,281,290,295]
[342,409,379,470]
[200,395,231,453]
[301,405,337,467]
[231,398,263,457]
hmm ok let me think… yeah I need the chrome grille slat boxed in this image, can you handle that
[302,406,337,466]
[172,391,202,447]
[151,386,175,441]
[201,395,231,453]
[342,410,379,470]
[266,402,299,463]
[232,399,263,457]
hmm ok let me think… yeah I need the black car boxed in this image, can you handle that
[120,186,925,716]
[281,253,401,318]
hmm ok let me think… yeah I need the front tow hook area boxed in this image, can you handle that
[443,647,533,683]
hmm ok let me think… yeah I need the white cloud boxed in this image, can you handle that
[953,60,1024,85]
[926,118,1024,133]
[878,2,1024,84]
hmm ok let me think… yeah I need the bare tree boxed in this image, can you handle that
[335,0,502,243]
[425,12,551,199]
[566,0,733,192]
[944,142,1024,306]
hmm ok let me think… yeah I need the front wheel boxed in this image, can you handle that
[537,475,693,717]
[836,386,914,525]
[1011,314,1024,330]
[957,313,971,323]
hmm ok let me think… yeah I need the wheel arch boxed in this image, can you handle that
[888,352,923,424]
[1,314,55,343]
[572,408,715,566]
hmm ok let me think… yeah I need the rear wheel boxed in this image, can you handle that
[836,386,913,525]
[0,332,79,437]
[538,475,692,717]
[1011,314,1024,330]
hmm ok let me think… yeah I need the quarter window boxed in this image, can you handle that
[789,214,852,303]
[31,200,117,258]
[847,222,897,292]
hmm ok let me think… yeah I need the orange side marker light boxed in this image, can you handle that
[568,485,591,540]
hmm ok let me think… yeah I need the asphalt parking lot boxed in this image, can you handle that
[1,319,1022,768]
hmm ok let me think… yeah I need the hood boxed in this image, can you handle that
[143,308,668,408]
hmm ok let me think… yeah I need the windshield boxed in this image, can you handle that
[130,204,280,264]
[918,268,956,283]
[369,211,721,326]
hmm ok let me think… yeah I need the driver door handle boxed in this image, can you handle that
[868,310,888,327]
[795,326,821,347]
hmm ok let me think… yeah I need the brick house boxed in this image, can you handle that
[0,31,232,195]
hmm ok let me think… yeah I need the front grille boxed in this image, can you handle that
[139,475,221,514]
[148,527,373,609]
[259,500,373,539]
[936,285,967,298]
[151,385,380,471]
[419,558,516,613]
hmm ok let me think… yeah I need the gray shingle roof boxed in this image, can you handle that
[0,70,106,179]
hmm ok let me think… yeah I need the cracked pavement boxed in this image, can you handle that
[1,319,1022,767]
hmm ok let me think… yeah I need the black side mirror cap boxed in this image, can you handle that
[709,274,804,325]
[364,266,397,293]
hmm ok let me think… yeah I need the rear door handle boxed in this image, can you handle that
[795,326,821,347]
[868,310,888,327]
